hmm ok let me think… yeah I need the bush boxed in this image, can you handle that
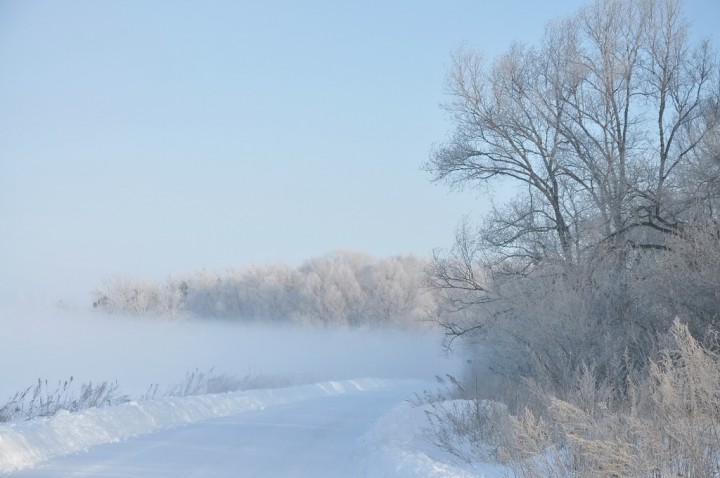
[0,377,128,422]
[503,320,720,478]
[417,375,512,464]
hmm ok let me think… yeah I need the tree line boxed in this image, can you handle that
[92,251,440,328]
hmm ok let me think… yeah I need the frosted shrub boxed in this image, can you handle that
[504,319,720,478]
[425,398,511,463]
[504,408,571,478]
[648,319,720,477]
[0,378,128,422]
[418,375,512,464]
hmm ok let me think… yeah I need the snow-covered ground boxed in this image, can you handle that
[1,379,508,477]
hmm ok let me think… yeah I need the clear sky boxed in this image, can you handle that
[1,0,717,307]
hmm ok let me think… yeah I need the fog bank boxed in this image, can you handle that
[0,305,458,399]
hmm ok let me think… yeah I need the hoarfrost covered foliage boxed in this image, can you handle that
[426,0,720,386]
[422,0,720,476]
[0,378,127,423]
[425,0,720,397]
[502,320,720,478]
[92,251,438,327]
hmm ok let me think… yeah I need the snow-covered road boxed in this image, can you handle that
[10,385,413,477]
[2,379,505,477]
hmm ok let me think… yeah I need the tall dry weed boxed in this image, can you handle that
[503,319,720,477]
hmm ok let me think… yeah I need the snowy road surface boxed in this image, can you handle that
[10,386,410,477]
[3,379,503,477]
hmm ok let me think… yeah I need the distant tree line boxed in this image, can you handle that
[92,251,440,327]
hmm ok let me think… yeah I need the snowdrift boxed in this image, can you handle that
[358,400,507,478]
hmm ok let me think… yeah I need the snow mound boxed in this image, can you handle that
[358,400,508,478]
[0,378,391,474]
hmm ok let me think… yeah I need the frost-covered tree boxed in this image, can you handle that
[428,0,718,266]
[296,252,368,326]
[91,252,439,328]
[426,0,719,391]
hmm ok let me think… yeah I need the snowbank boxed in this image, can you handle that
[358,401,508,478]
[0,378,391,474]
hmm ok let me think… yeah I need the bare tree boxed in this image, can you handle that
[426,0,718,324]
[427,0,718,263]
[425,0,720,402]
[428,40,579,263]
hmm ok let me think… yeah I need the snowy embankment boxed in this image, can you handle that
[359,400,508,478]
[0,379,508,477]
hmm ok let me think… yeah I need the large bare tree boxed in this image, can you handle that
[425,0,720,387]
[427,0,718,267]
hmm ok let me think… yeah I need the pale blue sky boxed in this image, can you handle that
[1,0,717,306]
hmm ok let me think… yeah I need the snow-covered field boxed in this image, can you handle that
[0,306,509,477]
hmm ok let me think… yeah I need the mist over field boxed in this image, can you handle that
[0,305,459,400]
